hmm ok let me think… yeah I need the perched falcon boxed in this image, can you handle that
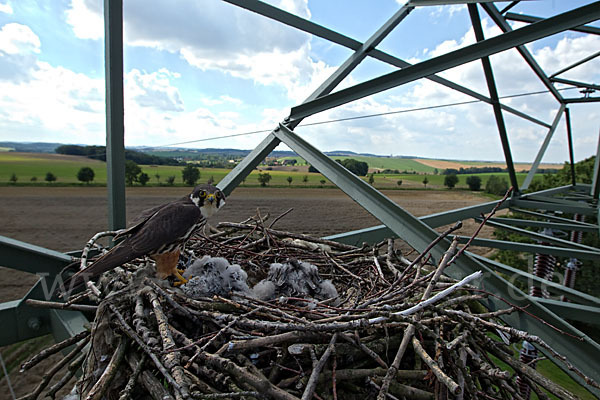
[61,184,225,295]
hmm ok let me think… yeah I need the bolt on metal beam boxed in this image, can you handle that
[551,77,600,91]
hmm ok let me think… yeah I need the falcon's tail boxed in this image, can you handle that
[58,244,139,298]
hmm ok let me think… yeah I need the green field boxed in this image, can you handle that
[0,152,542,190]
[278,155,435,173]
[375,172,533,189]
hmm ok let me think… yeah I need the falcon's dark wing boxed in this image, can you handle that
[62,202,202,294]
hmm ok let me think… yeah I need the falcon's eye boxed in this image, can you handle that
[215,191,222,199]
[200,191,207,198]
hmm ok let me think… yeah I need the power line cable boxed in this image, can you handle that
[76,86,578,157]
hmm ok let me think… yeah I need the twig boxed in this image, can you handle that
[80,230,121,270]
[447,187,513,266]
[412,337,460,395]
[20,329,89,372]
[25,299,97,313]
[301,333,338,400]
[118,353,146,400]
[17,338,88,400]
[109,304,185,397]
[84,337,128,400]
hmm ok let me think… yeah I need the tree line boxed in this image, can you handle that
[55,145,183,166]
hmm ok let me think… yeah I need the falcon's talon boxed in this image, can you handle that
[173,269,189,286]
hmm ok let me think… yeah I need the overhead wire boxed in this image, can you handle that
[83,86,579,158]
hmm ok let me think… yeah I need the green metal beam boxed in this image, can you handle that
[527,297,600,326]
[453,236,600,261]
[482,3,563,102]
[509,207,596,225]
[524,194,596,209]
[549,50,600,79]
[105,0,126,231]
[223,0,550,129]
[592,130,600,200]
[504,11,600,35]
[511,199,598,216]
[551,77,600,91]
[468,4,518,192]
[219,1,412,196]
[0,278,87,347]
[471,253,600,307]
[289,2,600,121]
[485,217,598,233]
[476,218,600,253]
[520,105,565,191]
[0,235,73,277]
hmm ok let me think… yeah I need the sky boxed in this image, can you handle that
[0,0,598,163]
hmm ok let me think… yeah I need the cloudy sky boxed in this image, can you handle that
[0,0,598,163]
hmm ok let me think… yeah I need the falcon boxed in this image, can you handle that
[61,184,225,295]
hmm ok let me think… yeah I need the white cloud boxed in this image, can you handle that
[0,23,40,54]
[0,1,12,14]
[126,68,184,112]
[63,0,331,102]
[65,0,103,40]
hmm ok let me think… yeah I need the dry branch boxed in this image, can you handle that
[18,210,588,400]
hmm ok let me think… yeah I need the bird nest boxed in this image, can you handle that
[20,211,596,400]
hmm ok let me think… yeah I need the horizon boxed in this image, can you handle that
[0,140,566,165]
[0,1,598,163]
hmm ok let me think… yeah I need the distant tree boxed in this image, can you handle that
[444,174,459,189]
[77,167,95,184]
[30,176,37,182]
[138,172,150,186]
[368,174,375,185]
[319,179,326,187]
[434,168,439,175]
[9,173,17,184]
[258,172,272,187]
[166,175,176,186]
[466,175,482,191]
[182,164,200,186]
[154,173,161,184]
[286,176,293,186]
[397,180,402,187]
[125,160,141,185]
[337,158,369,176]
[485,175,509,196]
[422,176,429,188]
[207,176,215,185]
[302,175,309,185]
[45,172,57,183]
[308,165,319,173]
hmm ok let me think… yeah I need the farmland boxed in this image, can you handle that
[1,152,541,190]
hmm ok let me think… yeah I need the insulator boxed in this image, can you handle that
[570,215,584,243]
[561,258,581,302]
[530,250,556,298]
[515,341,538,399]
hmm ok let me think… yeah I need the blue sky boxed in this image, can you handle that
[0,0,598,163]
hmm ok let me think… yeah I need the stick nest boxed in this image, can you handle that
[21,212,592,400]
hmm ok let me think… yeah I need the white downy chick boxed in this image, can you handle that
[182,255,251,299]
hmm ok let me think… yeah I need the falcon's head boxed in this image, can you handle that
[190,184,226,218]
